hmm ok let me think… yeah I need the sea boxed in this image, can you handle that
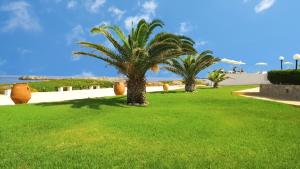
[0,76,39,84]
[0,76,181,84]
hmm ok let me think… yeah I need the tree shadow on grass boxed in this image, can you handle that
[36,96,127,110]
[196,87,215,90]
[151,87,215,94]
[150,90,186,94]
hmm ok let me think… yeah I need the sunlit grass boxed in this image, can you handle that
[0,86,299,168]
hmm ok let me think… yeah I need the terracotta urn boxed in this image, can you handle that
[163,84,169,92]
[114,82,125,96]
[151,64,160,73]
[10,83,31,104]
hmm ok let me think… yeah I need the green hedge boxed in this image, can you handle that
[28,79,114,92]
[267,70,300,85]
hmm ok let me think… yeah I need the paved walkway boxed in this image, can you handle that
[233,87,300,107]
[232,87,260,95]
[0,85,184,106]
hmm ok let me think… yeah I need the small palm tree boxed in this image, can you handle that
[208,69,228,88]
[163,51,219,92]
[73,19,196,105]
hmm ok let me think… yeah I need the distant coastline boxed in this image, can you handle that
[0,76,40,84]
[18,75,126,82]
[0,75,181,84]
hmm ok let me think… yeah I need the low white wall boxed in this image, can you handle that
[220,73,270,86]
[0,85,184,106]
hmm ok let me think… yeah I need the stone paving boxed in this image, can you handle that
[233,87,300,107]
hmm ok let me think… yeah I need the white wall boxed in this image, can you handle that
[220,73,270,86]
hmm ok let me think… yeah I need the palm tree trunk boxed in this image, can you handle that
[185,79,196,92]
[213,82,218,88]
[127,76,147,105]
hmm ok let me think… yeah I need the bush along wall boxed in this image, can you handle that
[28,79,114,92]
[268,70,300,85]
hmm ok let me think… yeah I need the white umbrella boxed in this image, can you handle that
[283,61,293,69]
[221,58,234,64]
[221,58,246,65]
[235,61,246,65]
[221,58,246,73]
[283,61,293,65]
[255,62,268,74]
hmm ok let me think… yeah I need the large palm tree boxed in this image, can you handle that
[164,51,219,92]
[73,19,196,105]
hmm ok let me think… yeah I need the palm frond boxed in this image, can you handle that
[73,51,117,66]
[107,25,129,48]
[147,33,181,48]
[148,19,164,32]
[90,26,130,57]
[136,21,149,47]
[78,41,122,61]
[164,53,219,83]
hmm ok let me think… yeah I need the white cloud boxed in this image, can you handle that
[108,6,125,20]
[77,71,95,77]
[66,25,85,45]
[124,0,158,30]
[255,0,275,13]
[142,0,157,15]
[124,15,151,30]
[98,21,110,26]
[89,21,110,37]
[84,0,106,13]
[0,1,42,32]
[72,56,80,61]
[17,48,32,55]
[195,41,208,47]
[67,0,77,9]
[179,22,192,34]
[43,0,106,13]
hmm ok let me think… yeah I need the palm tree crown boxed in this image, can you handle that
[164,51,219,92]
[74,19,196,78]
[73,19,196,104]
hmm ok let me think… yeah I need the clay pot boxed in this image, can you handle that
[114,82,125,96]
[151,64,160,72]
[10,83,31,104]
[163,84,169,92]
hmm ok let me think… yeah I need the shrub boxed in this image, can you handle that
[0,85,12,94]
[28,79,114,92]
[268,70,300,85]
[195,79,208,85]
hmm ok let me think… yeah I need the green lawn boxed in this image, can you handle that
[0,86,299,169]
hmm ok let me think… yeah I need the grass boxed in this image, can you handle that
[0,86,299,169]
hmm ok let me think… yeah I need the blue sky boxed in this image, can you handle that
[0,0,299,78]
